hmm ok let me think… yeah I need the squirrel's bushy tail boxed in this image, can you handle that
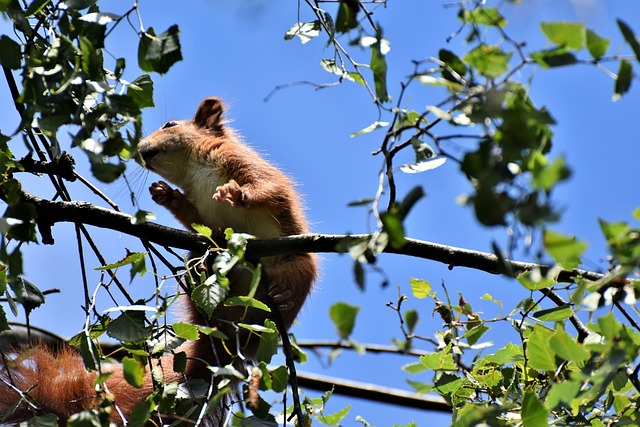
[0,345,155,425]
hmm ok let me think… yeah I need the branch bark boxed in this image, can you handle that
[22,191,607,284]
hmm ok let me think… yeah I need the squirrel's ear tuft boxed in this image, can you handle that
[194,97,225,132]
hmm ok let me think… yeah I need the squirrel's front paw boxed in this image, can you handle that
[268,283,294,311]
[150,181,184,209]
[214,179,250,208]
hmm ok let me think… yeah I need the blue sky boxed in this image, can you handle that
[1,1,640,425]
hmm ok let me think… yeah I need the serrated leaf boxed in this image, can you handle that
[586,28,609,60]
[549,327,589,363]
[318,404,351,425]
[533,303,573,322]
[172,322,199,340]
[463,44,511,78]
[329,302,360,340]
[224,296,270,312]
[106,311,150,342]
[192,280,227,318]
[543,230,587,269]
[127,74,154,109]
[138,25,182,74]
[462,7,506,28]
[517,269,556,291]
[122,357,145,388]
[481,343,523,365]
[526,324,556,371]
[540,21,585,49]
[419,350,457,371]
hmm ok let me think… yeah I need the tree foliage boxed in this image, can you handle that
[0,1,639,426]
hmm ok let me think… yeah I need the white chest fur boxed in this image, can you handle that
[181,159,282,239]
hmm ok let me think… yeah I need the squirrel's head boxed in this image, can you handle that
[138,97,227,183]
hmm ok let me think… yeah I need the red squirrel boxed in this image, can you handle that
[0,97,317,425]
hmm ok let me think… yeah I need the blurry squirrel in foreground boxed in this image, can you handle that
[0,97,317,424]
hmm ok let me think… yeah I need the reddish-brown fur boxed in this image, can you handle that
[0,97,316,425]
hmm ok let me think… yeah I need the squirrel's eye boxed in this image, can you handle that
[162,121,178,129]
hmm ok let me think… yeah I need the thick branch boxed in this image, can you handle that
[22,192,607,284]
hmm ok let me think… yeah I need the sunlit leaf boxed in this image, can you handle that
[586,28,609,60]
[526,324,556,371]
[540,21,585,49]
[410,278,431,299]
[463,45,511,78]
[329,302,359,340]
[543,230,587,269]
[122,357,145,388]
[284,21,321,44]
[532,303,573,321]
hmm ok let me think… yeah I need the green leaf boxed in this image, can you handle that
[318,404,351,426]
[25,0,51,16]
[463,323,489,346]
[370,28,390,103]
[131,210,156,225]
[613,60,633,101]
[530,152,571,190]
[545,380,580,410]
[224,296,270,312]
[106,311,150,342]
[192,279,227,318]
[540,21,585,49]
[549,327,589,363]
[27,414,59,427]
[439,49,468,82]
[543,230,587,269]
[617,19,640,62]
[405,309,418,334]
[419,350,457,371]
[380,210,405,248]
[284,21,321,44]
[350,121,388,138]
[521,391,549,427]
[463,44,511,78]
[172,322,199,340]
[410,278,431,299]
[335,1,358,34]
[256,319,278,364]
[597,311,621,340]
[269,364,288,393]
[122,356,145,388]
[329,302,360,340]
[128,399,153,427]
[531,47,577,68]
[0,36,21,70]
[481,343,523,366]
[526,324,556,371]
[138,25,182,74]
[517,269,556,291]
[96,252,146,271]
[237,323,276,333]
[0,306,9,332]
[461,7,506,28]
[127,74,155,109]
[67,410,101,427]
[586,29,610,60]
[533,303,573,321]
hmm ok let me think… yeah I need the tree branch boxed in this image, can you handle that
[296,370,450,413]
[21,191,611,284]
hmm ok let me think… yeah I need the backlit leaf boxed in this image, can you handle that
[540,21,585,49]
[463,45,511,78]
[329,302,359,340]
[586,28,609,60]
